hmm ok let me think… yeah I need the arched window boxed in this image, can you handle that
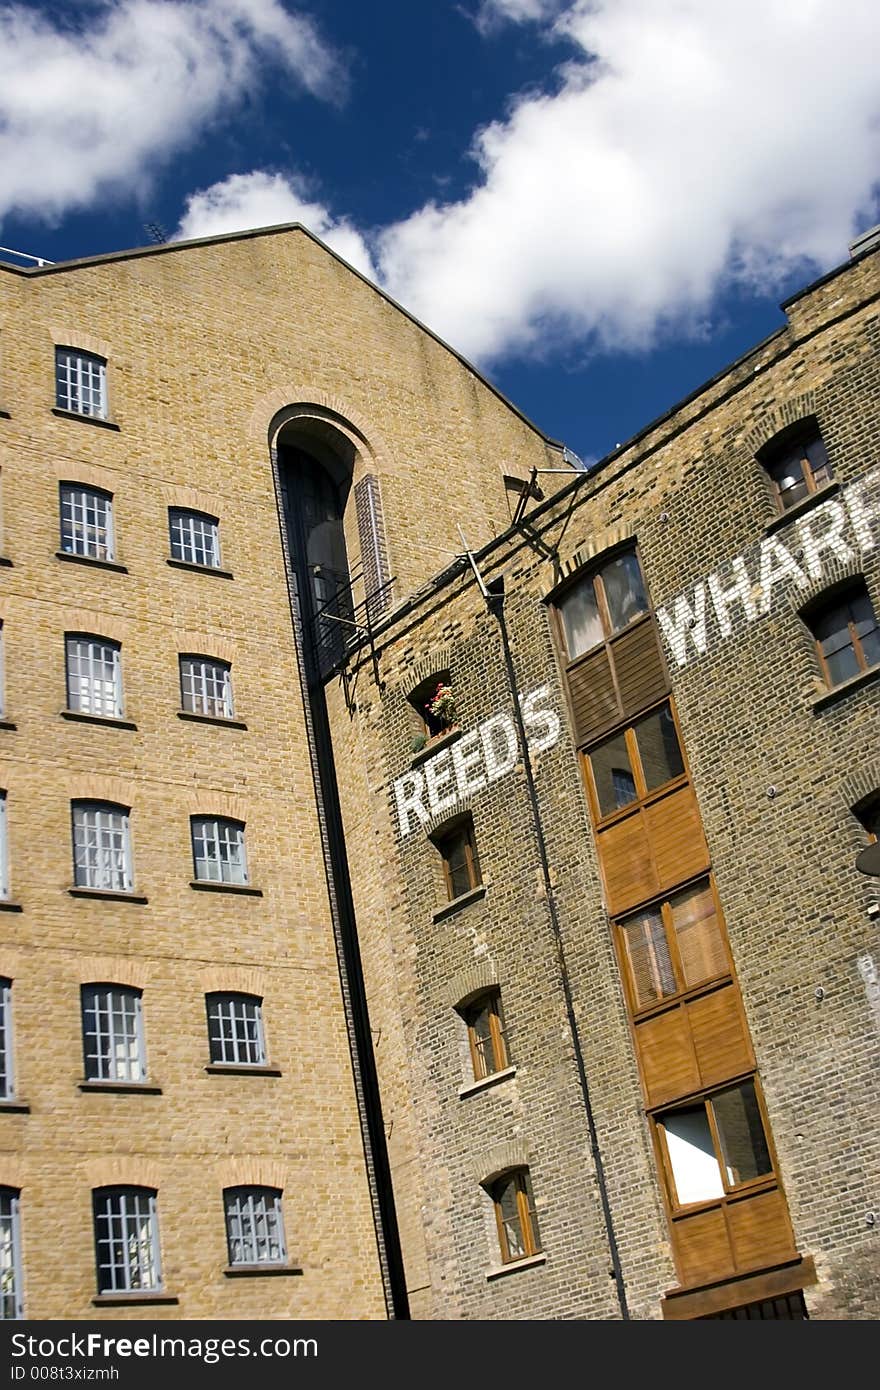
[92,1187,161,1293]
[804,582,880,689]
[488,1169,541,1264]
[757,420,833,513]
[190,817,248,885]
[71,801,132,893]
[0,1187,23,1318]
[223,1187,286,1268]
[205,993,266,1067]
[55,348,107,420]
[81,984,146,1083]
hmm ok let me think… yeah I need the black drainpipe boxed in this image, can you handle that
[482,572,630,1321]
[270,447,410,1320]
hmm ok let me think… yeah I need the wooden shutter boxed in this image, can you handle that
[612,619,667,717]
[354,474,391,617]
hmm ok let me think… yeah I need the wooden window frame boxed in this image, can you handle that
[435,817,481,901]
[614,873,734,1020]
[553,544,651,665]
[462,989,508,1081]
[760,427,833,514]
[582,697,689,829]
[653,1076,780,1217]
[808,586,880,689]
[491,1169,541,1264]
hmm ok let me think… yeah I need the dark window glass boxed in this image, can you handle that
[713,1081,772,1186]
[437,822,481,900]
[602,550,649,632]
[590,731,636,817]
[811,587,880,687]
[559,582,603,660]
[765,430,833,512]
[634,705,684,791]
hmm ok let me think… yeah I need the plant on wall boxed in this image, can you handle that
[426,681,456,731]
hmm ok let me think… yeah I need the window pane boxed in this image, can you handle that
[559,580,603,659]
[768,449,808,509]
[66,638,121,718]
[207,994,265,1065]
[496,1175,526,1260]
[180,657,233,718]
[712,1081,772,1187]
[620,909,675,1008]
[662,1105,724,1205]
[60,486,113,561]
[0,1190,22,1319]
[56,350,107,418]
[440,824,479,898]
[169,510,220,568]
[0,982,12,1101]
[803,436,832,488]
[224,1188,286,1266]
[72,804,131,892]
[82,986,144,1082]
[634,704,683,791]
[191,818,247,884]
[589,731,636,818]
[93,1189,160,1293]
[671,881,728,988]
[601,551,648,632]
[465,993,506,1078]
[852,591,880,668]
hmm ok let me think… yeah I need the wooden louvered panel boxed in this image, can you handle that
[728,1189,796,1273]
[689,985,754,1090]
[636,1007,700,1108]
[644,786,709,891]
[598,815,657,916]
[672,1207,733,1286]
[568,648,619,745]
[612,619,668,718]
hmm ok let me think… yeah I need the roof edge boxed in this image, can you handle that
[0,220,567,454]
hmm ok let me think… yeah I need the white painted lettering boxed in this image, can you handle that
[394,771,428,837]
[480,714,518,783]
[796,499,854,577]
[521,685,562,753]
[656,584,708,666]
[452,731,487,798]
[845,471,880,553]
[423,749,458,815]
[757,536,808,614]
[708,557,757,637]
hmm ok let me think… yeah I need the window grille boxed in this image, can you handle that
[0,1189,23,1318]
[179,657,233,719]
[81,985,145,1082]
[72,802,132,892]
[66,636,123,718]
[224,1187,286,1266]
[206,994,266,1065]
[92,1188,160,1293]
[169,510,220,568]
[55,349,107,419]
[60,485,114,561]
[191,817,247,884]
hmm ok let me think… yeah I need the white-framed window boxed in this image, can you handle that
[0,793,8,901]
[169,509,221,569]
[0,1188,23,1319]
[224,1187,286,1267]
[71,801,133,893]
[191,817,247,885]
[0,621,5,719]
[59,484,114,561]
[92,1187,161,1294]
[65,635,123,718]
[81,984,146,1083]
[0,979,14,1100]
[206,993,266,1066]
[179,656,233,719]
[55,348,107,419]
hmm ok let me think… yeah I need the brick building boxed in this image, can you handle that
[0,224,877,1320]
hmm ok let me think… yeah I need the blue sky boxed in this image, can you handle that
[1,0,879,463]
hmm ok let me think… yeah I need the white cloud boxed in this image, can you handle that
[377,0,880,362]
[0,0,342,224]
[473,0,566,33]
[175,171,377,279]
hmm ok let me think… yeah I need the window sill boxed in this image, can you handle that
[92,1292,178,1307]
[0,1100,30,1113]
[0,556,12,567]
[68,887,148,903]
[190,880,262,896]
[56,550,128,574]
[52,407,120,431]
[78,1080,162,1094]
[410,727,463,767]
[0,719,17,730]
[0,901,23,913]
[61,709,137,729]
[459,1065,517,1099]
[204,1063,282,1076]
[432,883,487,923]
[0,409,10,420]
[167,558,234,579]
[177,710,248,729]
[223,1264,303,1278]
[486,1252,546,1282]
[763,481,840,534]
[811,662,880,712]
